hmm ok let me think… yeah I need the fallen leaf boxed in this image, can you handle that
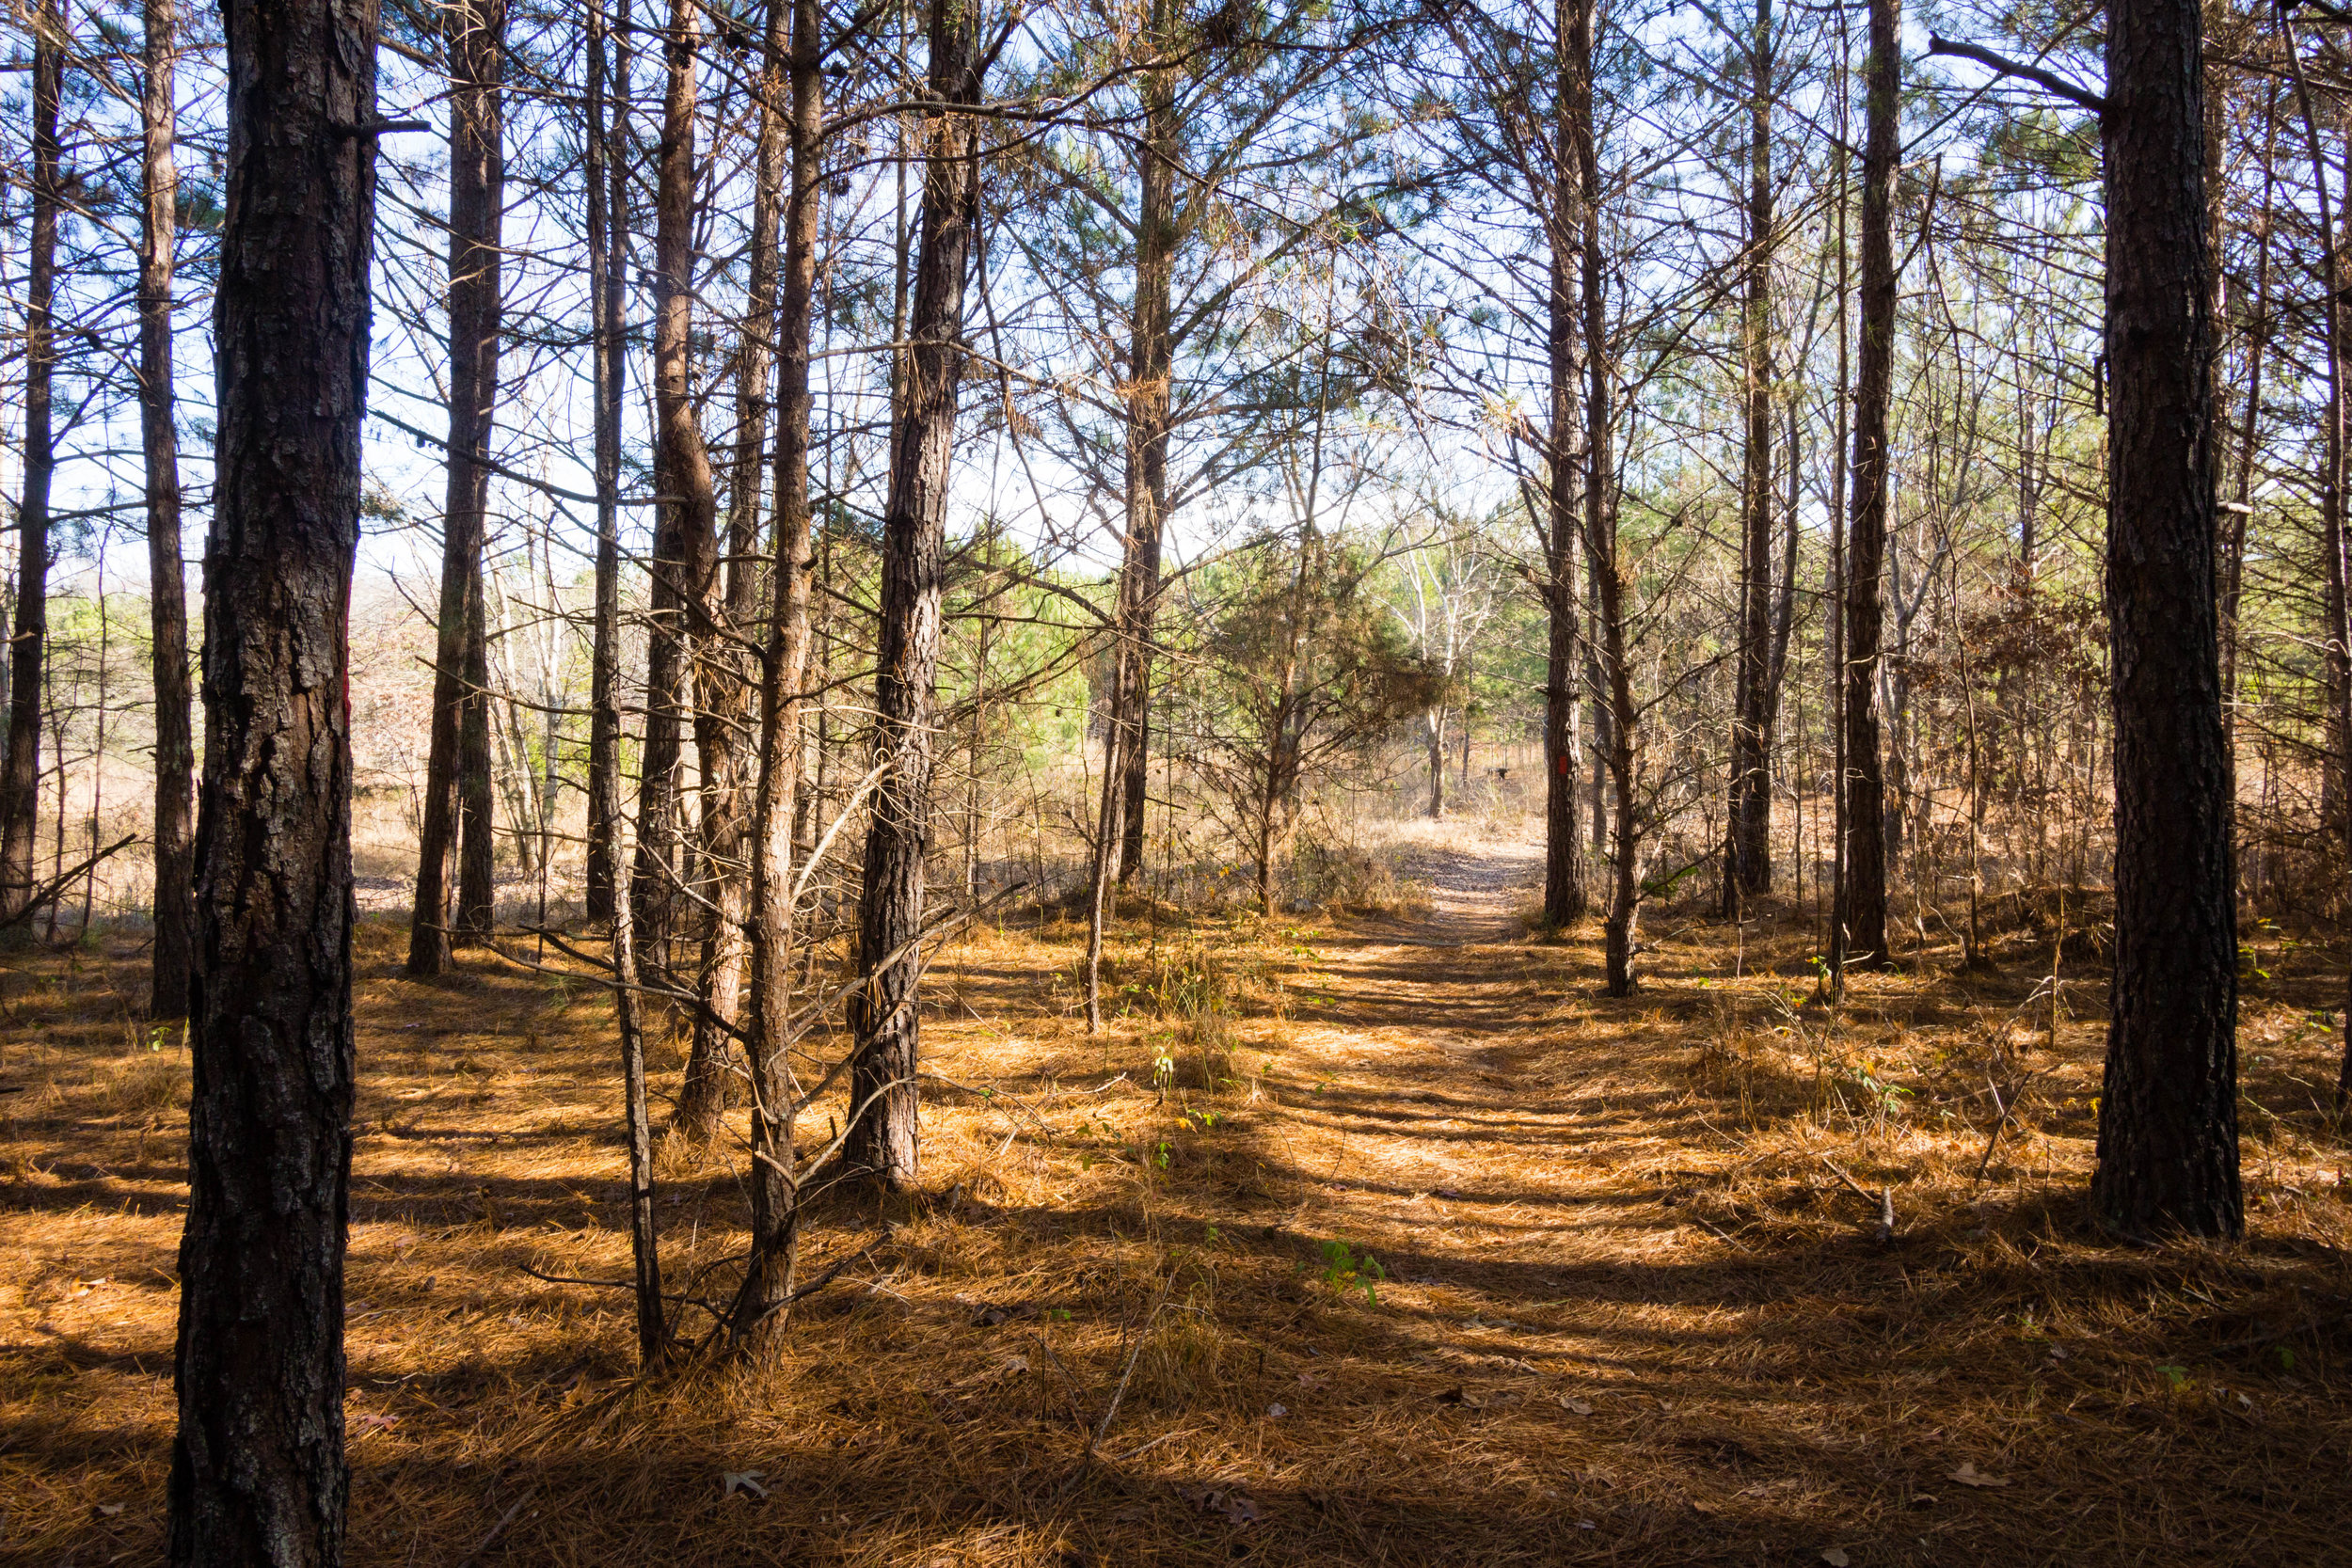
[1689,1498,1719,1515]
[350,1412,399,1433]
[1911,1493,1938,1505]
[1820,1549,1851,1567]
[1295,1370,1326,1389]
[723,1470,770,1499]
[92,1503,125,1518]
[2047,1345,2070,1361]
[1947,1462,2010,1488]
[1560,1395,1595,1416]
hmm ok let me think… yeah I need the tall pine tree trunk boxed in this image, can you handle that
[676,0,790,1140]
[0,0,60,925]
[1542,0,1586,927]
[846,0,982,1188]
[1725,0,1775,916]
[584,0,630,926]
[141,0,195,1016]
[734,0,824,1345]
[167,0,377,1550]
[635,0,722,980]
[1841,0,1897,972]
[2093,0,2240,1237]
[408,0,507,973]
[1116,27,1175,887]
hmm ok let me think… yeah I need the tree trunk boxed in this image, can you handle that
[1725,0,1775,917]
[1426,707,1445,819]
[1828,77,1850,985]
[1542,0,1585,927]
[1115,34,1175,887]
[634,0,722,981]
[1565,0,1634,993]
[845,0,982,1189]
[1841,0,1896,971]
[733,0,823,1345]
[584,0,630,926]
[408,0,506,974]
[0,0,60,925]
[2091,0,2241,1239]
[167,0,376,1550]
[141,0,195,1017]
[676,0,791,1142]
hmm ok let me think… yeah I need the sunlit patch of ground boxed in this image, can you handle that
[5,842,2351,1564]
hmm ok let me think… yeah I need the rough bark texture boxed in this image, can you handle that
[141,0,195,1016]
[632,0,721,980]
[408,0,507,974]
[676,0,792,1142]
[0,0,60,925]
[2090,0,2242,1239]
[1841,0,1896,972]
[734,0,824,1345]
[845,0,981,1188]
[1115,29,1175,887]
[1541,0,1585,927]
[1564,0,1635,994]
[1724,0,1774,917]
[166,0,375,1551]
[584,0,629,927]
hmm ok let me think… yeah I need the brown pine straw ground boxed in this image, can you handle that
[6,831,2352,1564]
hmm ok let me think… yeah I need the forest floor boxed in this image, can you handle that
[6,825,2352,1564]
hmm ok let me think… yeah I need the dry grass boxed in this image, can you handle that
[5,839,2352,1565]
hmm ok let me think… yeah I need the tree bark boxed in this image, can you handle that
[1841,0,1896,971]
[1115,24,1175,887]
[2091,0,2241,1239]
[167,0,376,1550]
[1562,0,1634,992]
[0,0,61,925]
[584,0,630,926]
[408,0,507,973]
[676,0,791,1141]
[634,0,722,981]
[1542,0,1586,927]
[1724,0,1775,917]
[845,0,982,1189]
[733,0,823,1346]
[141,0,195,1016]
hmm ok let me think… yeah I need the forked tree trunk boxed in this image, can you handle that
[2092,0,2240,1238]
[409,0,507,974]
[634,0,722,982]
[167,0,377,1552]
[845,0,982,1189]
[1841,0,1896,972]
[141,0,195,1016]
[0,0,60,925]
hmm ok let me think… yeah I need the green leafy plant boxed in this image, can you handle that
[1317,1240,1385,1305]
